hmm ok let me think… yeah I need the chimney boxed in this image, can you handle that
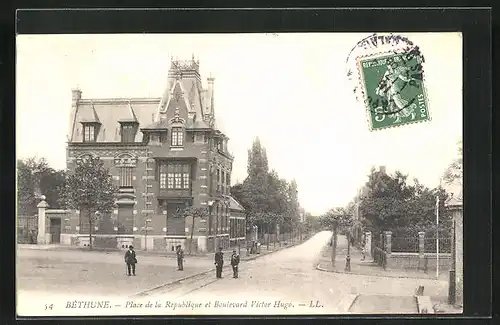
[379,166,386,174]
[72,88,82,103]
[206,76,215,116]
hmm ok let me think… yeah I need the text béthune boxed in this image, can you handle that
[65,300,112,309]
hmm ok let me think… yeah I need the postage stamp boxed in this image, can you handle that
[346,33,431,131]
[357,50,430,130]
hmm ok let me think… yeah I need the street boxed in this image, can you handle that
[136,231,447,315]
[17,231,449,316]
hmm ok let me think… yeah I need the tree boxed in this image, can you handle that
[17,157,66,215]
[442,139,463,185]
[320,207,353,267]
[240,137,271,230]
[63,156,116,250]
[358,167,451,244]
[304,213,320,235]
[178,206,209,255]
[247,137,269,180]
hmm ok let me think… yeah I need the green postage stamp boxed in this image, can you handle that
[357,51,430,131]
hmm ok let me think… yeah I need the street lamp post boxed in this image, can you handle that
[345,229,351,272]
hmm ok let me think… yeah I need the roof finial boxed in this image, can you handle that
[192,53,195,61]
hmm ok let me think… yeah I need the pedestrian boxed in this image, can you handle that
[124,245,137,276]
[214,246,224,279]
[361,246,366,261]
[176,245,184,271]
[230,249,240,278]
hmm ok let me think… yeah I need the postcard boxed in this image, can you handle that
[16,32,463,316]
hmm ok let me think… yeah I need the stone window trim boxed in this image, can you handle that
[76,153,99,164]
[114,153,138,168]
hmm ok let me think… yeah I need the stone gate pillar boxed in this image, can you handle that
[364,231,372,259]
[36,197,50,244]
[447,195,463,307]
[384,231,392,254]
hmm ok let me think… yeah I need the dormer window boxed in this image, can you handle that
[120,122,138,143]
[83,123,97,143]
[171,127,184,147]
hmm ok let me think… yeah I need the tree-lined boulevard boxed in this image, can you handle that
[17,136,462,314]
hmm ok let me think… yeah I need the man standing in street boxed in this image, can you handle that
[214,246,224,279]
[124,245,137,276]
[230,249,240,278]
[176,245,184,271]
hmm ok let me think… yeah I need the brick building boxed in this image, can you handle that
[60,57,245,253]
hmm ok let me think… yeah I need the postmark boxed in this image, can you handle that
[346,33,431,131]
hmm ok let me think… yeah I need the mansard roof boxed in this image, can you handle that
[69,98,160,143]
[68,57,221,143]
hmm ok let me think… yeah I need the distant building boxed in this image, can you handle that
[49,57,245,252]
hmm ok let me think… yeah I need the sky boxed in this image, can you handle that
[16,33,462,215]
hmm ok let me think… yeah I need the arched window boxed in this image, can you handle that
[76,153,98,164]
[114,153,137,189]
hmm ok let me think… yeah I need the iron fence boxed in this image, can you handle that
[424,237,452,253]
[18,215,38,244]
[391,236,419,253]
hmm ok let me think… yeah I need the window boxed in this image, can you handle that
[223,171,227,194]
[160,173,167,189]
[83,124,96,142]
[119,167,133,188]
[174,173,182,188]
[217,169,221,192]
[171,127,184,146]
[159,163,191,189]
[121,123,137,143]
[167,173,174,188]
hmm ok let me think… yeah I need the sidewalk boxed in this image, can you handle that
[316,243,449,280]
[315,237,462,314]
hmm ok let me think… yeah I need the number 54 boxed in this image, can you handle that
[45,304,53,310]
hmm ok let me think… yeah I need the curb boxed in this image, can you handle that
[134,241,301,297]
[341,294,359,313]
[315,263,443,280]
[415,296,435,314]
